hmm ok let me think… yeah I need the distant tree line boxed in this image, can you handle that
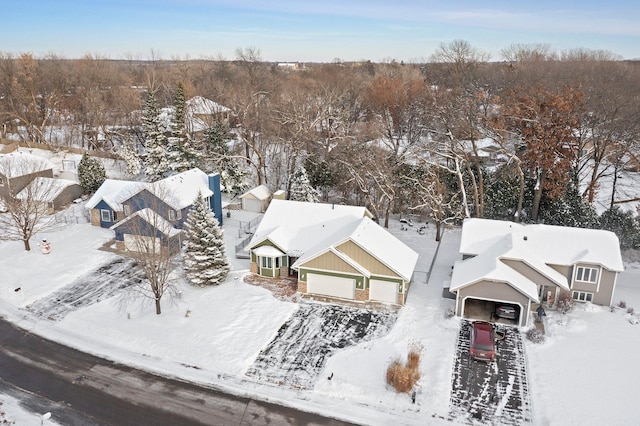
[2,43,640,245]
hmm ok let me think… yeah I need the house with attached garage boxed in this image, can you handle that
[247,199,419,306]
[448,218,624,327]
[85,168,223,254]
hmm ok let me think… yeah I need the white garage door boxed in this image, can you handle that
[124,234,161,253]
[307,274,355,300]
[369,279,398,304]
[242,198,261,212]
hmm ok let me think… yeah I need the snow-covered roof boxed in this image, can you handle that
[249,199,371,255]
[16,177,80,202]
[459,218,624,272]
[85,168,213,212]
[85,179,142,211]
[250,200,417,281]
[450,247,541,302]
[0,151,54,177]
[240,184,271,201]
[110,207,181,237]
[157,168,213,210]
[293,216,419,282]
[186,96,231,115]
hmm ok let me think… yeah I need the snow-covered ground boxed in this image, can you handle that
[1,146,640,425]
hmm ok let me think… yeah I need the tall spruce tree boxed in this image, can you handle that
[119,134,142,178]
[289,164,318,202]
[201,121,247,195]
[77,152,106,193]
[183,192,230,287]
[166,83,193,173]
[142,89,169,181]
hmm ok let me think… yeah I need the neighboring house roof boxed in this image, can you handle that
[249,199,371,256]
[85,168,213,212]
[110,208,181,237]
[85,179,141,211]
[459,218,624,272]
[16,177,81,202]
[157,168,213,210]
[240,184,271,201]
[293,216,419,282]
[0,151,54,177]
[186,96,231,115]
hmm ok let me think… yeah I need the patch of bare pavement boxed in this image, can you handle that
[0,318,355,426]
[449,320,532,425]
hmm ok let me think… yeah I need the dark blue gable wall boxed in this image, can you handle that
[94,199,115,228]
[208,173,223,225]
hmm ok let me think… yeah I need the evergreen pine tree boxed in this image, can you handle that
[183,192,230,287]
[142,89,169,181]
[119,134,142,178]
[166,83,194,173]
[77,152,106,193]
[289,164,318,202]
[201,121,247,195]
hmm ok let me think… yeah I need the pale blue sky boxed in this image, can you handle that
[3,0,640,61]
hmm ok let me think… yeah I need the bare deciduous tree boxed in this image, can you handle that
[0,155,61,250]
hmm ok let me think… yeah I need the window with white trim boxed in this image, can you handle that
[168,209,181,221]
[261,256,272,268]
[100,209,112,222]
[572,291,594,302]
[575,266,599,283]
[0,177,4,186]
[123,204,131,216]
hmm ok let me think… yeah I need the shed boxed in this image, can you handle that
[240,185,272,212]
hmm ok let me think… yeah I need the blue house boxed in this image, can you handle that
[86,168,223,254]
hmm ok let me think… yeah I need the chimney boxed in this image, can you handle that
[208,173,223,225]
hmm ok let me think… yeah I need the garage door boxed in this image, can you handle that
[369,279,398,304]
[243,198,261,212]
[307,274,355,300]
[124,234,161,253]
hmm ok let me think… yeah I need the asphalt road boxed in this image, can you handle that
[0,317,354,426]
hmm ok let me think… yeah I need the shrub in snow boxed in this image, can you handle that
[629,316,639,325]
[618,300,627,309]
[386,344,422,394]
[627,307,635,315]
[526,327,545,344]
[444,308,455,319]
[557,291,575,314]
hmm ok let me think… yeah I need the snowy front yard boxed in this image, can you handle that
[1,217,640,425]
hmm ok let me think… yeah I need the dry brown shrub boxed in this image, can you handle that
[386,344,422,394]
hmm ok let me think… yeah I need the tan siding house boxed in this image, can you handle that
[247,200,418,306]
[450,218,623,327]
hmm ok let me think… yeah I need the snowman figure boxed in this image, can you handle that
[40,239,51,254]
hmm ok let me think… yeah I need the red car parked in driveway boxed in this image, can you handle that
[470,321,496,362]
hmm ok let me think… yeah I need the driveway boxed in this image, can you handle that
[246,302,397,389]
[449,320,532,424]
[26,257,146,321]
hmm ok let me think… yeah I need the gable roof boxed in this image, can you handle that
[248,199,371,256]
[0,152,54,177]
[240,184,271,201]
[110,208,181,237]
[450,249,541,301]
[85,179,141,210]
[249,200,417,281]
[293,216,419,281]
[16,177,81,202]
[85,168,213,212]
[460,218,624,272]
